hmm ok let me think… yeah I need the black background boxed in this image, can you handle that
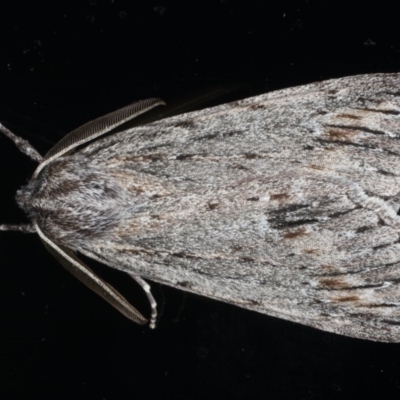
[2,1,400,399]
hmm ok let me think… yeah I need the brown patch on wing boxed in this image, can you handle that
[320,264,339,274]
[334,295,360,303]
[308,164,325,170]
[270,192,289,201]
[283,227,307,239]
[319,276,348,290]
[336,113,362,120]
[326,127,354,140]
[248,103,266,111]
[303,248,318,254]
[207,201,219,210]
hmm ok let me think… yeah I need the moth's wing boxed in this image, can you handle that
[77,73,400,341]
[33,98,165,178]
[35,222,148,325]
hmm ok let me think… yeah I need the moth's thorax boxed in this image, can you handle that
[16,156,127,247]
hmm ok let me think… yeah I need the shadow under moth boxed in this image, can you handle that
[2,73,400,342]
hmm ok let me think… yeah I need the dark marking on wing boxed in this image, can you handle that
[240,256,256,262]
[357,107,400,115]
[270,192,289,201]
[173,120,196,129]
[248,104,267,111]
[334,295,360,302]
[244,153,263,159]
[308,164,325,170]
[355,226,373,233]
[178,281,192,288]
[376,169,396,176]
[268,204,309,215]
[319,277,347,289]
[378,91,400,97]
[327,89,339,95]
[326,127,354,140]
[207,202,220,210]
[368,303,397,308]
[381,319,400,326]
[277,218,319,229]
[328,208,359,220]
[317,139,400,155]
[194,130,243,141]
[176,154,196,161]
[319,277,385,290]
[336,113,362,120]
[283,227,307,239]
[303,248,318,254]
[325,123,386,136]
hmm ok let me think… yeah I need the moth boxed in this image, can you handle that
[2,73,400,342]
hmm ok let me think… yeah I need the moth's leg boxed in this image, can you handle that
[0,223,36,233]
[129,275,157,329]
[35,221,148,325]
[0,122,42,162]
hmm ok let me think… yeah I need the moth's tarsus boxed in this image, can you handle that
[130,275,158,329]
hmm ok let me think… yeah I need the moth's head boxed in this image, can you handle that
[15,173,43,217]
[15,158,126,247]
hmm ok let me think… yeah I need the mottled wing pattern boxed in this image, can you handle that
[40,74,400,341]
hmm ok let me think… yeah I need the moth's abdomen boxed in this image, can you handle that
[17,157,125,248]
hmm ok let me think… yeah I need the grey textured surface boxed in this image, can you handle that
[17,73,400,342]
